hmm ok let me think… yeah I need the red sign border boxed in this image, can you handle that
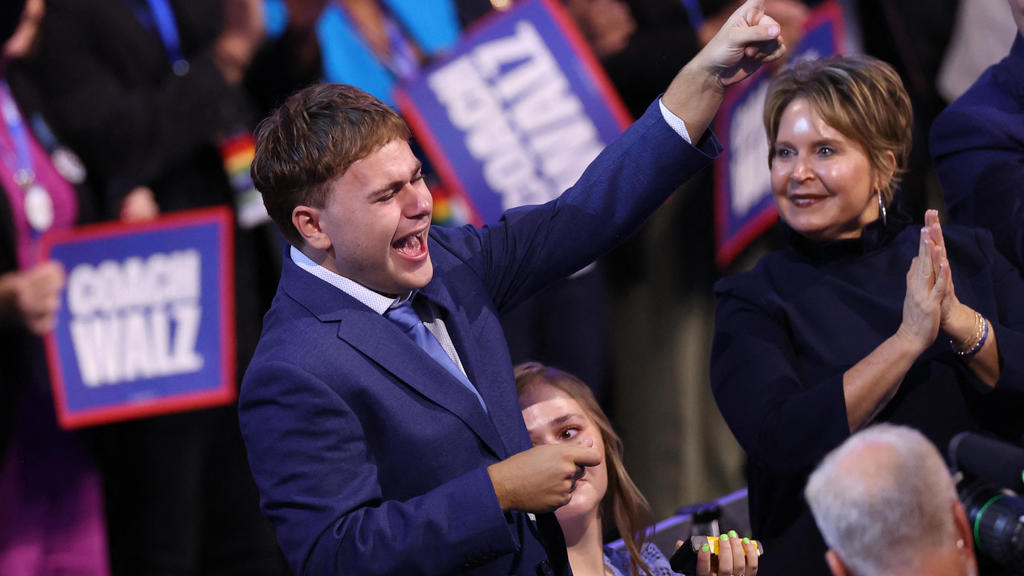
[39,207,236,429]
[713,0,846,269]
[395,0,633,227]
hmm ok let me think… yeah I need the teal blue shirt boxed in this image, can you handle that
[264,0,460,105]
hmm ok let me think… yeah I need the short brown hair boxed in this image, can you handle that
[514,362,655,576]
[763,55,913,205]
[251,83,411,245]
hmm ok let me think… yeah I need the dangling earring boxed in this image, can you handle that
[877,191,887,226]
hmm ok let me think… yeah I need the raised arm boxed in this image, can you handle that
[663,0,785,139]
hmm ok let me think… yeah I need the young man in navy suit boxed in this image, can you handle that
[239,1,784,573]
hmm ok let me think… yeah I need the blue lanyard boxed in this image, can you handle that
[680,0,706,31]
[1,80,55,240]
[144,0,189,75]
[0,81,35,188]
[383,11,420,81]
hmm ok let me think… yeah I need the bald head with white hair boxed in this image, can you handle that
[804,424,977,576]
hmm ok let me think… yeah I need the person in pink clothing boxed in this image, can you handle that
[0,1,110,574]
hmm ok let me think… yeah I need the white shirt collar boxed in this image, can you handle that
[290,246,407,314]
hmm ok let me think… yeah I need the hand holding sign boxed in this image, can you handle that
[0,260,65,335]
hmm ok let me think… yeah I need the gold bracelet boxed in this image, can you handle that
[951,311,988,357]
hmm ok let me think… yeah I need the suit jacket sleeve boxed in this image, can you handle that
[240,358,518,576]
[930,34,1024,268]
[435,100,722,315]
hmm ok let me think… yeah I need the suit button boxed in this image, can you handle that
[536,560,554,576]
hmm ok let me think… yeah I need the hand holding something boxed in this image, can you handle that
[487,440,600,513]
[896,227,947,354]
[694,533,760,576]
[0,261,66,335]
[694,0,786,89]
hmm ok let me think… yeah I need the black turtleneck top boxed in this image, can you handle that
[710,212,1024,576]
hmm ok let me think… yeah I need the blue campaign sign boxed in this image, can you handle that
[41,208,235,429]
[713,0,845,268]
[395,0,631,225]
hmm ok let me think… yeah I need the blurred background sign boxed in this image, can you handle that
[713,0,845,269]
[396,0,631,225]
[42,207,235,429]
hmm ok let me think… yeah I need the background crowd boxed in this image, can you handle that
[0,0,1021,575]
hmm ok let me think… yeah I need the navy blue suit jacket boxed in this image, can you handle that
[239,102,721,575]
[930,33,1024,269]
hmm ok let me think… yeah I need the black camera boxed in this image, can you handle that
[948,432,1024,575]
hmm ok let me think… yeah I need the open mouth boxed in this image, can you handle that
[392,229,429,259]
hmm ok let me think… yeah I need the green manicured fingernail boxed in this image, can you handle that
[743,537,750,544]
[701,544,710,553]
[728,530,738,538]
[720,534,729,541]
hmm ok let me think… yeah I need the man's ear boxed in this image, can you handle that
[952,500,975,556]
[825,549,850,576]
[292,205,331,251]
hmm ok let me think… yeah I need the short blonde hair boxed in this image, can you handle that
[763,55,913,205]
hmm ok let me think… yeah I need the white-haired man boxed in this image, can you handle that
[804,424,978,576]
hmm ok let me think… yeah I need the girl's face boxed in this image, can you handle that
[519,381,608,523]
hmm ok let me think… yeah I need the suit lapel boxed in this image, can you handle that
[281,259,507,459]
[419,280,519,458]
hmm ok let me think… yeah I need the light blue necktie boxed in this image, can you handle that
[386,299,487,412]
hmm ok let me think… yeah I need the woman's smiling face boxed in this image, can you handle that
[770,97,882,242]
